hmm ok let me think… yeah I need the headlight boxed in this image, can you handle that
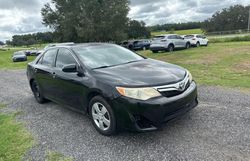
[116,87,161,101]
[187,70,193,83]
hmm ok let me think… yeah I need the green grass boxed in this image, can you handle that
[139,41,250,90]
[209,35,250,43]
[0,104,33,161]
[0,49,36,69]
[46,151,73,161]
[151,28,203,36]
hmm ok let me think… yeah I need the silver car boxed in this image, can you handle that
[150,34,191,53]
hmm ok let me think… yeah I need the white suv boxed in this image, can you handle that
[150,34,191,53]
[184,34,209,47]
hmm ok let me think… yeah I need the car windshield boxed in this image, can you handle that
[73,44,144,69]
[14,52,25,56]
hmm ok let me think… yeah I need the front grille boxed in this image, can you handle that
[160,81,190,97]
[154,73,190,98]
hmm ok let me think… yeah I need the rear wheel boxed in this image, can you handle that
[167,44,174,52]
[186,42,191,49]
[89,96,116,136]
[31,80,46,104]
[196,42,200,47]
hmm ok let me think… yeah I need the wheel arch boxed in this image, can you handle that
[168,43,175,48]
[86,90,104,114]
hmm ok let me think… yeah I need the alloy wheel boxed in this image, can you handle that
[91,102,111,131]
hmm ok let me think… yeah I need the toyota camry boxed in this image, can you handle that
[26,43,198,136]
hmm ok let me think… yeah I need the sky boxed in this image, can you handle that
[0,0,249,41]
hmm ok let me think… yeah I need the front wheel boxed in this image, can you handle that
[186,43,191,49]
[90,96,116,136]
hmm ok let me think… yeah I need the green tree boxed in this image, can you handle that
[126,20,151,39]
[202,5,250,32]
[41,0,129,43]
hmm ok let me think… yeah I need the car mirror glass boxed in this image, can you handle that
[62,64,77,73]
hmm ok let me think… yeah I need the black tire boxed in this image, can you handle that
[167,44,174,52]
[186,42,191,49]
[128,45,133,50]
[196,42,200,47]
[152,50,158,53]
[31,80,46,104]
[89,96,116,136]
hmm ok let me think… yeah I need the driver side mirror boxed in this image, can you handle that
[62,64,77,73]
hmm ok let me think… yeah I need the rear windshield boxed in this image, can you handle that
[153,36,165,40]
[184,35,194,38]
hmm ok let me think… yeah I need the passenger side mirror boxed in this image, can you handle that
[62,64,77,73]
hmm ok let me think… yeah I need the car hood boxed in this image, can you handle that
[92,59,186,87]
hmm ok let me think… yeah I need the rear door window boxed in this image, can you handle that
[41,49,58,67]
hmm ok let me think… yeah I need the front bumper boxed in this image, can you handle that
[112,81,198,132]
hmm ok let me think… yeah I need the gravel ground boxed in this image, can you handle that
[0,70,250,161]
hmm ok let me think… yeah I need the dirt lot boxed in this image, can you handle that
[0,70,250,161]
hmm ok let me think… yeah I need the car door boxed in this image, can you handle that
[176,35,186,47]
[34,48,58,100]
[171,35,181,48]
[53,48,87,110]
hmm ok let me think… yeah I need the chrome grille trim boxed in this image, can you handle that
[153,74,189,92]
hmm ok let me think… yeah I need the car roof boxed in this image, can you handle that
[155,34,178,37]
[48,43,116,50]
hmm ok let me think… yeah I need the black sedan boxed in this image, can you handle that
[27,43,198,136]
[12,51,27,62]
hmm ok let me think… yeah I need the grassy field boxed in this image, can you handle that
[139,41,250,90]
[0,49,36,70]
[0,104,33,161]
[151,28,203,36]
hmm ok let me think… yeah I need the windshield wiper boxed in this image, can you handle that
[92,60,142,70]
[92,66,110,70]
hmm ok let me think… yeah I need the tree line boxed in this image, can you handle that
[149,5,250,33]
[149,22,203,32]
[6,32,54,46]
[6,3,250,46]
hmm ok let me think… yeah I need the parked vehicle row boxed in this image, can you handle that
[122,34,209,53]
